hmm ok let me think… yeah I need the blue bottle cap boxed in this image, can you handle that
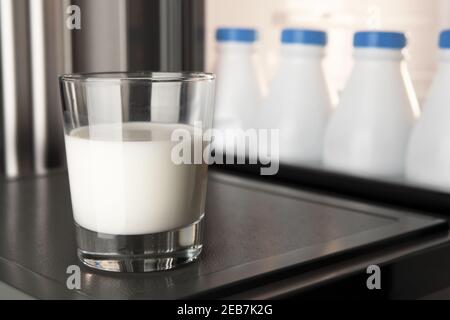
[439,30,450,49]
[216,28,257,43]
[354,31,406,49]
[281,29,327,46]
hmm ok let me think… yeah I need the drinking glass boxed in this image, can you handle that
[59,72,215,272]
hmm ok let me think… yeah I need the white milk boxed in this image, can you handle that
[213,28,263,131]
[406,30,450,191]
[260,29,331,165]
[323,31,417,177]
[213,28,264,157]
[65,122,208,235]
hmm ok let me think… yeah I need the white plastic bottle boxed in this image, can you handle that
[214,28,262,130]
[213,28,263,157]
[405,30,450,191]
[323,31,417,178]
[260,28,331,165]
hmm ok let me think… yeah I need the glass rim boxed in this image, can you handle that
[59,71,215,83]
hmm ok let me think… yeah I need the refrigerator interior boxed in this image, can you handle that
[206,0,450,206]
[206,0,450,103]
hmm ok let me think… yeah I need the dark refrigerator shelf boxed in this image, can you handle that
[214,163,450,217]
[0,171,447,299]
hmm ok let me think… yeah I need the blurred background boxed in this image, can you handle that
[206,0,450,105]
[2,0,450,195]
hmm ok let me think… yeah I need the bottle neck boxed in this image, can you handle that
[438,49,450,62]
[217,42,255,54]
[349,48,406,86]
[353,48,404,61]
[281,44,325,59]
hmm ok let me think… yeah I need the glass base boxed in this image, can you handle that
[75,216,204,272]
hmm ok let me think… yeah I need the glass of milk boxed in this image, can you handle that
[59,72,215,272]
